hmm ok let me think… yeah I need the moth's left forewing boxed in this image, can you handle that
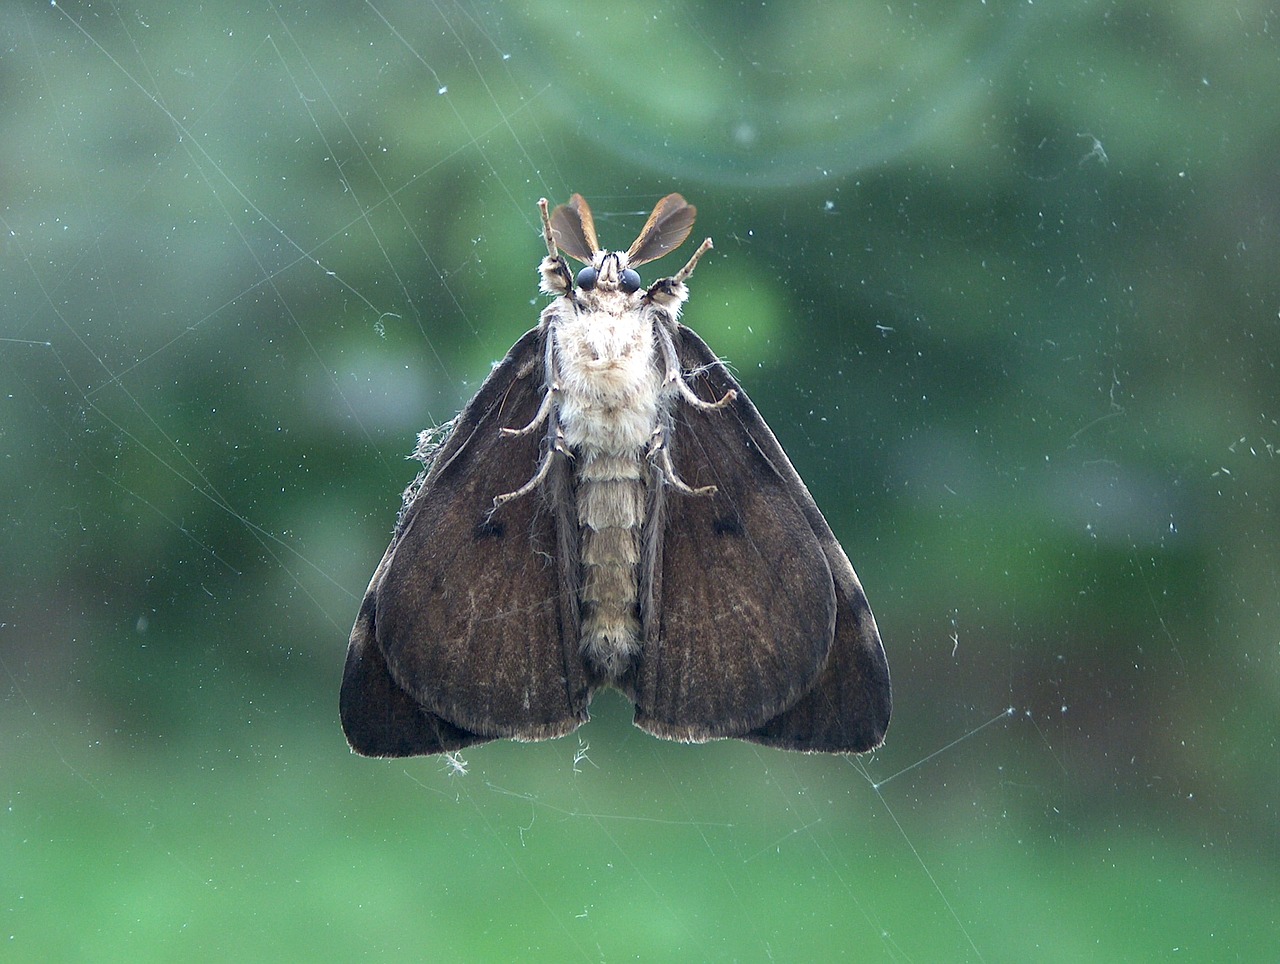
[630,332,839,743]
[643,328,892,753]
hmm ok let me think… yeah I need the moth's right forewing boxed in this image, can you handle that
[343,329,591,755]
[341,541,492,756]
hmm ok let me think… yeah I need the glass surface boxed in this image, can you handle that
[3,1,1276,958]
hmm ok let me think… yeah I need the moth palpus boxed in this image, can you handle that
[340,194,891,756]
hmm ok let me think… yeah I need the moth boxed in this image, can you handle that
[340,193,891,756]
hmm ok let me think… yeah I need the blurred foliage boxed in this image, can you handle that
[3,0,1278,959]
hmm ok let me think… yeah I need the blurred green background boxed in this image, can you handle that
[3,0,1277,959]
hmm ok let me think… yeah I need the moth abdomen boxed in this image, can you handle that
[576,474,645,529]
[577,464,646,677]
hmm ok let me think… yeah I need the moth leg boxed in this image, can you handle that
[494,331,567,507]
[492,426,567,509]
[655,323,737,412]
[537,198,558,257]
[537,199,573,294]
[649,425,716,497]
[501,381,557,437]
[672,237,714,283]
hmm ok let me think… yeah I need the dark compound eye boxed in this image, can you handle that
[576,266,598,290]
[619,268,642,293]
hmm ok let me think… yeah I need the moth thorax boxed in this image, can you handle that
[555,305,663,447]
[576,452,646,676]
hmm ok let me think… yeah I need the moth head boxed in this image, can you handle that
[574,253,643,296]
[540,193,700,302]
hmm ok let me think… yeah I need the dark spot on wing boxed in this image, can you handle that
[712,514,744,537]
[474,517,505,540]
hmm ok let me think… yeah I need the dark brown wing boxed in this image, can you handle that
[631,327,891,752]
[628,333,835,742]
[626,194,697,267]
[549,193,600,264]
[340,328,592,757]
[341,541,490,755]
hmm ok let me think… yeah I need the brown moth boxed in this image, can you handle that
[340,193,891,756]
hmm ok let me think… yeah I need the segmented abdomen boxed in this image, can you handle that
[576,451,646,677]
